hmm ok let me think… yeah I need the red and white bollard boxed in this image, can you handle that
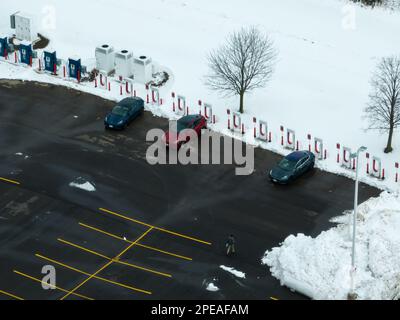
[227,109,231,130]
[395,162,399,183]
[336,143,341,163]
[280,126,284,146]
[171,92,176,112]
[366,153,370,174]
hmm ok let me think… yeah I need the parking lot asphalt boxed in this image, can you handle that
[0,80,380,300]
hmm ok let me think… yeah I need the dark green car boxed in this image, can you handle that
[269,151,315,184]
[104,97,144,130]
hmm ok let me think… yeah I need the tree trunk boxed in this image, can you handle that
[239,92,244,114]
[385,124,394,153]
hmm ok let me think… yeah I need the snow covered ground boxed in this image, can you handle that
[1,0,400,300]
[263,191,400,300]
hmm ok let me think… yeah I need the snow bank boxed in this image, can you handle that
[263,191,400,300]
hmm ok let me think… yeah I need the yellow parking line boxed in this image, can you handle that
[79,222,125,242]
[79,222,192,261]
[13,270,94,300]
[0,289,24,300]
[0,177,20,185]
[58,238,110,260]
[35,254,152,297]
[57,238,172,278]
[116,227,153,258]
[99,207,212,245]
[135,243,192,261]
[58,227,154,300]
[270,297,279,300]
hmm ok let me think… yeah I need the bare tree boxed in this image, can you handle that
[365,56,400,153]
[205,26,277,114]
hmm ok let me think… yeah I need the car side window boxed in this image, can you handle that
[297,158,306,167]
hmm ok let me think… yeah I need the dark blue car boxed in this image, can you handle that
[269,151,315,184]
[104,97,144,130]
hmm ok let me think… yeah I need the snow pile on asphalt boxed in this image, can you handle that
[69,178,96,192]
[206,283,220,292]
[220,265,246,279]
[263,191,400,300]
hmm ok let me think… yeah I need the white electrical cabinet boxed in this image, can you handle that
[133,55,153,84]
[115,50,134,79]
[95,44,115,75]
[11,12,37,42]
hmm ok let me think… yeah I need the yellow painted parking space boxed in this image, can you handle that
[99,207,212,246]
[135,243,192,261]
[79,222,192,261]
[13,270,94,300]
[58,227,154,300]
[35,254,152,298]
[0,289,24,300]
[0,177,20,185]
[57,238,172,278]
[270,297,279,300]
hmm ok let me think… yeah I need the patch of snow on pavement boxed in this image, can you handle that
[69,178,96,192]
[263,191,400,300]
[206,283,220,292]
[220,265,246,279]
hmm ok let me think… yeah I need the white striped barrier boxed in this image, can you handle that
[253,118,270,142]
[177,95,187,116]
[370,156,382,179]
[202,103,215,124]
[314,137,326,160]
[150,86,161,105]
[233,111,244,134]
[119,78,135,97]
[96,71,110,91]
[281,127,296,150]
[341,146,353,170]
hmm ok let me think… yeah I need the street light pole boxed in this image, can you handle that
[349,146,367,300]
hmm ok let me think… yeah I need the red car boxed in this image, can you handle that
[162,114,207,149]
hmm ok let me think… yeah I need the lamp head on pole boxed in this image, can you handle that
[351,146,367,159]
[358,146,367,153]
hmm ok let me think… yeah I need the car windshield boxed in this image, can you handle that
[278,158,297,171]
[112,105,129,117]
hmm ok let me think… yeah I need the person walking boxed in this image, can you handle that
[226,234,236,256]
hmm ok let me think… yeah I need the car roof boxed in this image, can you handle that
[118,97,144,107]
[178,114,201,123]
[286,151,308,162]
